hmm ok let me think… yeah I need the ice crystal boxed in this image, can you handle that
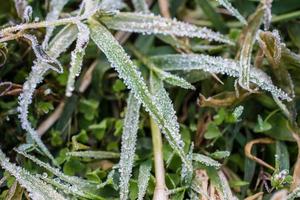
[155,69,195,90]
[23,34,62,72]
[14,0,28,19]
[132,0,150,13]
[100,12,234,45]
[67,150,120,159]
[15,149,92,189]
[17,26,78,163]
[137,162,152,200]
[0,150,68,200]
[150,54,292,101]
[233,105,244,120]
[192,153,221,168]
[216,0,247,25]
[181,143,194,184]
[22,5,32,22]
[263,0,273,30]
[89,20,192,171]
[150,73,186,157]
[119,92,141,200]
[66,22,89,96]
[42,0,69,48]
[288,186,300,200]
[218,171,238,200]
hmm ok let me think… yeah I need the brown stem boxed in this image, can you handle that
[244,138,275,171]
[158,0,171,18]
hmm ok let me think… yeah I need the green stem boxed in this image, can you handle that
[150,117,168,200]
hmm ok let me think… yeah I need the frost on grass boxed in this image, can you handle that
[67,150,119,159]
[22,5,32,22]
[99,12,234,45]
[132,0,150,13]
[181,143,194,184]
[0,150,67,200]
[137,162,152,200]
[89,20,192,171]
[66,22,90,96]
[155,68,195,90]
[238,6,264,90]
[42,0,69,48]
[218,171,238,200]
[192,153,221,168]
[262,0,273,30]
[119,92,141,200]
[14,0,28,19]
[15,149,92,190]
[215,0,247,25]
[18,26,78,163]
[150,54,292,101]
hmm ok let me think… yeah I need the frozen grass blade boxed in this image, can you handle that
[132,0,150,13]
[238,6,264,90]
[119,92,141,200]
[192,153,221,168]
[215,0,247,25]
[15,149,92,189]
[150,54,291,101]
[43,0,69,48]
[17,25,78,164]
[155,69,195,90]
[137,161,152,200]
[67,150,119,159]
[0,150,68,200]
[66,22,90,96]
[89,19,192,172]
[99,12,234,45]
[262,0,273,30]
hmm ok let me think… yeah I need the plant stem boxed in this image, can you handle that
[150,117,168,200]
[0,17,81,36]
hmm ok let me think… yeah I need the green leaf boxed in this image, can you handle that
[204,123,222,139]
[253,115,272,133]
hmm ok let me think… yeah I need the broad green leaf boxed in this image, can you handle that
[0,150,68,200]
[89,19,192,171]
[204,123,222,139]
[119,92,141,200]
[98,12,234,45]
[150,54,292,101]
[253,115,272,133]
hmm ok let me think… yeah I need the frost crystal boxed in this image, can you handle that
[16,149,92,189]
[67,150,119,159]
[218,171,239,200]
[233,106,244,120]
[119,92,141,200]
[192,153,221,168]
[132,0,150,13]
[17,26,78,163]
[100,12,234,45]
[150,54,292,101]
[155,69,195,90]
[66,22,90,96]
[263,0,273,30]
[22,5,32,22]
[0,150,68,200]
[42,0,69,48]
[216,0,247,25]
[137,162,152,200]
[89,20,192,171]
